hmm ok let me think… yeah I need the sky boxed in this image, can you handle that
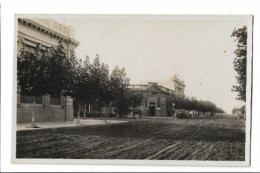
[55,15,250,114]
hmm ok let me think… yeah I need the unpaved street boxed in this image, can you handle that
[16,115,245,160]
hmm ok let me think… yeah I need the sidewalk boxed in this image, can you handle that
[16,118,129,131]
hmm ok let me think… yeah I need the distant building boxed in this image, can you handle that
[17,18,80,123]
[157,75,186,96]
[141,75,186,97]
[129,82,174,117]
[130,75,186,117]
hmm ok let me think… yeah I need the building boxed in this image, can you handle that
[130,75,185,117]
[157,75,185,96]
[17,18,80,123]
[129,82,175,117]
[141,75,186,97]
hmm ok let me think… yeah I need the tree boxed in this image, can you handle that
[70,54,112,123]
[113,89,132,118]
[110,67,130,118]
[46,41,75,97]
[69,57,91,123]
[18,44,47,127]
[231,26,247,102]
[87,55,109,110]
[127,91,144,118]
[17,41,75,127]
[166,94,224,116]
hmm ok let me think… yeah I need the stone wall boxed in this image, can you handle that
[17,96,74,124]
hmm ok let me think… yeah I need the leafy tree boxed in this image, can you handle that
[70,54,112,122]
[69,57,91,123]
[18,44,47,127]
[109,67,130,99]
[47,41,77,97]
[231,26,247,102]
[166,94,224,116]
[17,41,74,127]
[113,89,134,118]
[128,91,143,108]
[127,91,144,118]
[87,55,109,110]
[110,67,130,118]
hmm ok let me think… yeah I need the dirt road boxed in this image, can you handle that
[16,115,245,160]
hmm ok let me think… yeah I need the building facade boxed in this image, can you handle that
[130,75,185,117]
[157,75,185,96]
[17,18,80,123]
[129,82,175,117]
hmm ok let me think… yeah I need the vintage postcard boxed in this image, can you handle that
[12,14,253,166]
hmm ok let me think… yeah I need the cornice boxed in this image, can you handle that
[18,18,80,47]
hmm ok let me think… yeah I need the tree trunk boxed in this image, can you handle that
[109,101,112,118]
[42,95,45,108]
[105,111,107,123]
[83,104,86,118]
[30,97,37,128]
[78,104,80,124]
[64,96,67,121]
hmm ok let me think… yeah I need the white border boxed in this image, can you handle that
[1,0,260,172]
[11,13,252,168]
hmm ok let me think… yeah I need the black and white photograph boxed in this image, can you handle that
[13,15,252,166]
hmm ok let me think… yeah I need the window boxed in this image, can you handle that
[162,99,165,105]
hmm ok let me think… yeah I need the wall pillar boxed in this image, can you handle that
[65,96,74,121]
[61,95,65,108]
[45,95,50,107]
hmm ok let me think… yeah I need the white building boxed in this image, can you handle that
[141,75,186,96]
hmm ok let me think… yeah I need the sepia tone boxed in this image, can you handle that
[14,15,252,165]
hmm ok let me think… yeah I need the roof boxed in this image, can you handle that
[129,82,175,95]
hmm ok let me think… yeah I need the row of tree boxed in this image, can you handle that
[71,55,145,119]
[18,41,144,125]
[166,95,225,116]
[18,41,225,126]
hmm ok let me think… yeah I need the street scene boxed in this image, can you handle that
[15,15,251,162]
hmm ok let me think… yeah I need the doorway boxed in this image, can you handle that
[149,106,155,116]
[149,101,156,116]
